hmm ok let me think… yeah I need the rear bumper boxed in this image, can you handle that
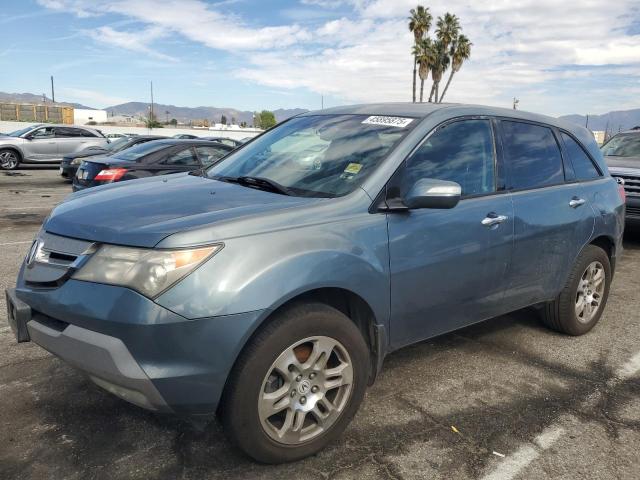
[9,274,266,415]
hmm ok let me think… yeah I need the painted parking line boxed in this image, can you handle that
[480,426,565,480]
[480,348,640,480]
[0,240,33,246]
[615,351,640,381]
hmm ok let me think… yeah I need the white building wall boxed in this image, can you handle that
[74,109,108,125]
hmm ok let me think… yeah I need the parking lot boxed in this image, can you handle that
[1,168,639,480]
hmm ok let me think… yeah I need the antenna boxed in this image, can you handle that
[512,97,519,110]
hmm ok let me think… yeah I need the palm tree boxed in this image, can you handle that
[413,38,434,102]
[439,34,472,103]
[408,6,432,103]
[430,13,460,103]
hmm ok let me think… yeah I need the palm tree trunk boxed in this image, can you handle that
[434,82,440,103]
[428,82,436,102]
[439,70,455,103]
[412,56,417,103]
[420,79,424,102]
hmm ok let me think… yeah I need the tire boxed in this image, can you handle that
[0,149,20,170]
[220,302,369,463]
[541,244,611,336]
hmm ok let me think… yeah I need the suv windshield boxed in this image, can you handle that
[112,141,167,161]
[207,114,416,197]
[601,133,640,157]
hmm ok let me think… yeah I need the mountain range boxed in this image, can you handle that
[1,92,639,130]
[102,101,307,125]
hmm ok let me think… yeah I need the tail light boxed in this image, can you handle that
[95,168,127,182]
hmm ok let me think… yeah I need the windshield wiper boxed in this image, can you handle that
[215,175,293,196]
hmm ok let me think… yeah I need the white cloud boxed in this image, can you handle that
[38,0,640,115]
[84,26,177,61]
[59,87,130,107]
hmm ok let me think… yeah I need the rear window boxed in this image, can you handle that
[502,121,564,190]
[561,133,601,181]
[112,141,167,161]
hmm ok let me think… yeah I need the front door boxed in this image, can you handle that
[387,118,514,348]
[23,126,57,160]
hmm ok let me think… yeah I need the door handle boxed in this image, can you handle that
[481,213,508,227]
[569,198,586,208]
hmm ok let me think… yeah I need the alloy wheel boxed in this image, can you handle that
[575,261,605,323]
[0,151,18,170]
[258,335,354,445]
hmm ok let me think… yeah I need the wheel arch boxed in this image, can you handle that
[589,234,617,273]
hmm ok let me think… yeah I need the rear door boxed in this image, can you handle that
[54,127,91,156]
[498,120,595,310]
[387,118,514,348]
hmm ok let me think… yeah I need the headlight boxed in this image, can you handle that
[72,244,222,298]
[71,158,82,165]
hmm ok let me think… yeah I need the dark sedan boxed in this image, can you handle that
[60,135,167,179]
[72,139,232,191]
[203,136,246,147]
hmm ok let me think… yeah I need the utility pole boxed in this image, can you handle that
[321,94,324,109]
[50,76,55,103]
[512,97,519,110]
[150,81,154,122]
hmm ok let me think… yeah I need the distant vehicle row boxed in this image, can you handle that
[0,124,251,170]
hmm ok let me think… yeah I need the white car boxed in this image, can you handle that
[0,124,109,170]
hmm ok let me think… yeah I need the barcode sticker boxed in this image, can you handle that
[362,116,413,128]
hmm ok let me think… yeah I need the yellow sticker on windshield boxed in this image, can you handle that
[344,163,363,174]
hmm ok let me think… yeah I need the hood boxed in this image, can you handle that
[45,173,321,247]
[605,155,640,171]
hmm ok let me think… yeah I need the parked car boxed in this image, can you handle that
[59,135,168,179]
[203,136,246,147]
[6,104,624,463]
[105,133,129,139]
[72,139,232,191]
[173,134,200,139]
[601,130,640,223]
[0,124,108,170]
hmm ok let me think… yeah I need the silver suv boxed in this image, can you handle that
[0,124,108,170]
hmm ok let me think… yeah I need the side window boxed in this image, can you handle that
[54,127,84,138]
[163,147,199,166]
[561,132,601,180]
[30,127,54,139]
[196,146,228,166]
[80,129,98,138]
[502,121,564,190]
[405,119,496,196]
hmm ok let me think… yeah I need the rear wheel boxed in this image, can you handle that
[541,244,611,335]
[0,149,20,170]
[220,302,369,463]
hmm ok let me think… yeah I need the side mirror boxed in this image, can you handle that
[403,178,461,209]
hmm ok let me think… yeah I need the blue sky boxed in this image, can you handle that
[1,0,639,116]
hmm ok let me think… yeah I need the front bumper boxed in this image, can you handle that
[7,275,265,415]
[59,161,78,179]
[625,196,640,223]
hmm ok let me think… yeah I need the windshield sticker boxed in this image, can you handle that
[362,116,413,128]
[344,163,363,175]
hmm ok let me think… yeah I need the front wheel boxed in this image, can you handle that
[220,303,369,463]
[0,149,20,170]
[540,244,611,335]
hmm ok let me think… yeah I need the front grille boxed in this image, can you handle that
[627,205,640,217]
[23,232,94,287]
[612,173,640,197]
